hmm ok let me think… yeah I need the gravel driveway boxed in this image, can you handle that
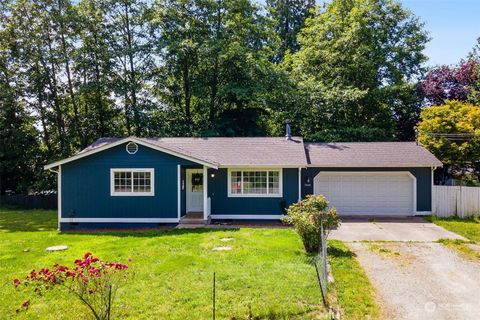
[333,217,480,320]
[349,242,480,319]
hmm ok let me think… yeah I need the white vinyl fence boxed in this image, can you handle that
[433,186,480,218]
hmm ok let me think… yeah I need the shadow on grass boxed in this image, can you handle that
[0,207,57,232]
[230,306,322,320]
[327,244,356,258]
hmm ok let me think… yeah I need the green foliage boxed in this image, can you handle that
[266,0,314,61]
[417,100,480,181]
[283,195,340,254]
[0,0,432,193]
[282,0,428,141]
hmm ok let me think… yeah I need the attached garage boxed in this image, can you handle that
[313,172,415,216]
[303,142,444,216]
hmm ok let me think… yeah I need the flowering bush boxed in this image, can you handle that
[282,195,340,254]
[14,253,131,320]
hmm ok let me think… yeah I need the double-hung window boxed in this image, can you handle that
[110,169,154,196]
[228,169,282,197]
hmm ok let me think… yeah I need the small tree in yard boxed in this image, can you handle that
[13,253,131,320]
[283,195,340,254]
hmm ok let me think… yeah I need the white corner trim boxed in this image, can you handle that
[210,215,284,220]
[44,137,218,170]
[227,168,283,198]
[58,166,62,230]
[60,218,179,223]
[431,166,436,214]
[313,171,418,215]
[110,168,155,196]
[177,165,181,220]
[203,166,208,220]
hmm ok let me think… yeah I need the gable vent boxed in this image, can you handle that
[126,142,138,154]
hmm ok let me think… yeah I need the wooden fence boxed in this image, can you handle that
[0,194,57,210]
[433,186,480,218]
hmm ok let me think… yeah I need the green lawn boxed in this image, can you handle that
[426,216,480,242]
[0,207,377,319]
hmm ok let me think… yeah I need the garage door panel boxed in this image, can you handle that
[314,172,414,216]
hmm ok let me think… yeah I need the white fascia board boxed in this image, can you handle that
[218,165,307,169]
[44,137,218,170]
[307,163,442,168]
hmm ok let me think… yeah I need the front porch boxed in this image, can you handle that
[178,165,211,224]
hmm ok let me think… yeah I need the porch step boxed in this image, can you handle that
[179,212,205,225]
[179,218,205,225]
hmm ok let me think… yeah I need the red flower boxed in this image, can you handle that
[13,278,20,288]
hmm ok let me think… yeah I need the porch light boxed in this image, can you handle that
[210,173,215,178]
[305,176,311,185]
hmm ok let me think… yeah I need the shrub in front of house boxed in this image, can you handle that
[283,194,340,254]
[13,253,131,320]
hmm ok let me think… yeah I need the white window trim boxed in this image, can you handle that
[110,168,155,196]
[227,168,283,198]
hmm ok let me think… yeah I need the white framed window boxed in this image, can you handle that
[110,168,154,196]
[228,169,282,197]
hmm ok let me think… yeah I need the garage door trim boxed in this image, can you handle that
[313,171,417,215]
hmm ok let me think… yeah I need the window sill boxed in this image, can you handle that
[111,193,155,197]
[227,194,283,198]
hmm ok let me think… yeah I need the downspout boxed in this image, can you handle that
[431,166,436,215]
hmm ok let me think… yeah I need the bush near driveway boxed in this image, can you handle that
[283,195,340,254]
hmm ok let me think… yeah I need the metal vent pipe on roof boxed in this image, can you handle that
[285,121,292,141]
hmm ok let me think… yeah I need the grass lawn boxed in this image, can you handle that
[426,216,480,242]
[0,207,377,319]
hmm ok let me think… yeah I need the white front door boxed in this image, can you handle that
[186,169,204,212]
[314,172,415,216]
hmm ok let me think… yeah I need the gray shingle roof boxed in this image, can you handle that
[80,136,307,167]
[305,142,442,167]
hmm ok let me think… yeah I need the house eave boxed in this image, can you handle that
[307,163,443,168]
[44,137,219,170]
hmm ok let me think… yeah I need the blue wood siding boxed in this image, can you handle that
[207,168,299,216]
[301,167,432,212]
[61,143,198,220]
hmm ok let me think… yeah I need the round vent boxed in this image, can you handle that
[126,142,138,154]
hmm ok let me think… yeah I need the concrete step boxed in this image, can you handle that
[179,218,205,225]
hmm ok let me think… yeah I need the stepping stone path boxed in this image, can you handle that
[46,245,69,252]
[220,238,234,242]
[212,246,232,251]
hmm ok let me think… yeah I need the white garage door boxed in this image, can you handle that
[314,172,415,216]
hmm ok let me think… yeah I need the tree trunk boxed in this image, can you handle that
[182,58,191,123]
[124,1,141,136]
[57,0,81,145]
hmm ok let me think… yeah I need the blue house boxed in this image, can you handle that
[45,133,442,230]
